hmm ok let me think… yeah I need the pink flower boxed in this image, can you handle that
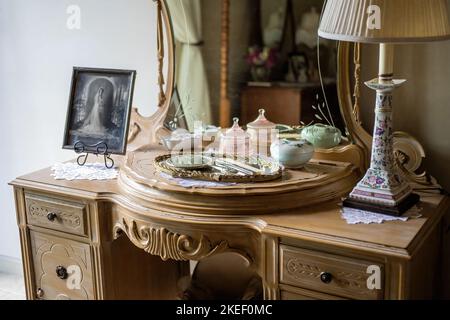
[375,137,383,146]
[245,46,279,69]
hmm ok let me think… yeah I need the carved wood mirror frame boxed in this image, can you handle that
[128,1,435,187]
[127,0,175,149]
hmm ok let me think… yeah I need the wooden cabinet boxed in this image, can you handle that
[30,231,94,300]
[240,83,341,128]
[15,189,185,300]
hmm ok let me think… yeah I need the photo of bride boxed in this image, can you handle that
[63,67,136,155]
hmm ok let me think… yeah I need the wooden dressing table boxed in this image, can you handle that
[10,152,450,300]
[10,1,450,300]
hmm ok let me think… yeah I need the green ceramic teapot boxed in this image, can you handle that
[301,124,342,149]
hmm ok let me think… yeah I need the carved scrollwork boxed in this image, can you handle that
[286,259,321,279]
[113,217,229,261]
[393,131,443,191]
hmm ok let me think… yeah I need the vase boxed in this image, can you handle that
[251,66,271,82]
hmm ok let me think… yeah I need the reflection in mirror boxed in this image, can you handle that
[165,0,211,131]
[164,0,347,145]
[261,0,287,49]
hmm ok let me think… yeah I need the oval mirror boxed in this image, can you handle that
[131,0,372,173]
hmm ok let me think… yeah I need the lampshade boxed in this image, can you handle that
[318,0,450,43]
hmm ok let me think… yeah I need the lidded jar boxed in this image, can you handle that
[219,117,250,158]
[247,109,277,156]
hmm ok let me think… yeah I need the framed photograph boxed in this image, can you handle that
[63,67,136,155]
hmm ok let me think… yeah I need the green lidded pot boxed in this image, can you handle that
[301,124,342,149]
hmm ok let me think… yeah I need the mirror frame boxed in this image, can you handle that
[127,0,175,149]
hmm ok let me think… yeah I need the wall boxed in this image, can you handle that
[360,38,450,190]
[0,0,159,260]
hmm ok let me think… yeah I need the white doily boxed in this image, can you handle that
[341,206,423,225]
[51,162,118,181]
[159,173,236,188]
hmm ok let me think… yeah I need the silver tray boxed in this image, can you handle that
[154,154,282,183]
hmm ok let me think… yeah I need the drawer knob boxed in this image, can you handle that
[47,212,57,221]
[36,288,44,298]
[56,266,68,280]
[320,272,333,284]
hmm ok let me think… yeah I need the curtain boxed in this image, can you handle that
[166,0,212,130]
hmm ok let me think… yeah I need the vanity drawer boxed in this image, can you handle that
[30,231,95,300]
[25,192,87,237]
[280,285,346,300]
[280,245,384,300]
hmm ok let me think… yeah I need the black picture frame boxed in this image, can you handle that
[63,67,136,155]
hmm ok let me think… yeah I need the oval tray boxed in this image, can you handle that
[154,154,282,183]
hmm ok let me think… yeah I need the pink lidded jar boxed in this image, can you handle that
[219,118,250,158]
[246,109,277,157]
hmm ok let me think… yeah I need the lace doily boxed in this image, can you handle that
[341,206,423,225]
[51,162,118,181]
[159,173,236,188]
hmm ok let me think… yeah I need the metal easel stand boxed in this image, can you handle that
[73,141,115,169]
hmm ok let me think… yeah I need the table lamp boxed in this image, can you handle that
[318,0,450,216]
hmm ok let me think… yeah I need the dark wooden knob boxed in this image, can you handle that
[47,212,57,221]
[36,288,44,298]
[320,272,333,284]
[56,266,68,279]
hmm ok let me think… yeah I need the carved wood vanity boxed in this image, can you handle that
[10,1,450,300]
[10,156,450,300]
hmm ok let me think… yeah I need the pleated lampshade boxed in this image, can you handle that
[318,0,450,43]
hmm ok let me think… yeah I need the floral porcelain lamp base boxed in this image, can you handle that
[343,44,420,217]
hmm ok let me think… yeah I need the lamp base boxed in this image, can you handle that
[342,193,420,217]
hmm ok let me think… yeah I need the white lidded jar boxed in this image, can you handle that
[270,138,314,169]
